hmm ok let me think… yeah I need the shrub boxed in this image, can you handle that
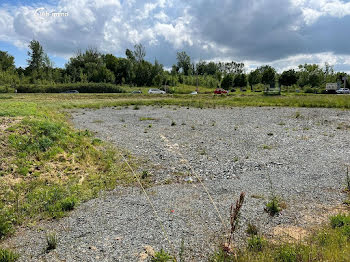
[17,83,124,93]
[59,196,77,212]
[330,214,350,229]
[265,196,281,216]
[151,249,174,262]
[0,248,19,262]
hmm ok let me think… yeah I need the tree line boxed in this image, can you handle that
[0,40,348,92]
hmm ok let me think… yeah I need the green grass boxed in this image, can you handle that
[210,214,350,262]
[0,248,19,262]
[0,98,135,241]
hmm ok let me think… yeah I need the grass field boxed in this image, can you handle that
[0,92,349,261]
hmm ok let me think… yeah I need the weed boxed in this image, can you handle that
[233,156,239,162]
[140,117,156,121]
[294,111,302,119]
[247,235,266,252]
[46,232,58,252]
[267,133,273,136]
[120,118,125,122]
[148,124,152,128]
[0,248,19,262]
[246,223,259,236]
[265,196,281,216]
[199,149,207,155]
[142,170,148,179]
[92,120,104,124]
[345,167,350,192]
[171,121,176,126]
[224,192,245,253]
[262,145,273,150]
[251,194,265,199]
[133,105,140,110]
[179,239,185,262]
[59,196,77,212]
[278,122,286,126]
[0,209,14,239]
[151,249,174,262]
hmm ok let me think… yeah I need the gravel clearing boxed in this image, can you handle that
[5,106,350,261]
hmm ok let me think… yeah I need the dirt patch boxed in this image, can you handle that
[0,117,21,132]
[273,225,309,242]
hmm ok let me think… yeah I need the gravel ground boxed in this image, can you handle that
[5,106,350,261]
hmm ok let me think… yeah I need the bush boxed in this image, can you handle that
[0,248,19,262]
[265,197,281,216]
[330,214,350,229]
[59,196,77,212]
[17,83,124,93]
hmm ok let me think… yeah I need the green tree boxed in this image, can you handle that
[248,69,262,90]
[26,40,45,73]
[233,73,247,88]
[259,65,276,86]
[133,44,146,62]
[0,51,15,71]
[279,69,298,86]
[66,48,114,83]
[176,51,191,76]
[221,74,233,90]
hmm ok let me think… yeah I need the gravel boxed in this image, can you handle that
[5,106,350,261]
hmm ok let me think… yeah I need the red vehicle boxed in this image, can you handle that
[214,88,228,94]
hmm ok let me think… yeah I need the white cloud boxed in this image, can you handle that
[1,0,350,72]
[293,0,350,25]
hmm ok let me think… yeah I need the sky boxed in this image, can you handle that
[1,0,350,72]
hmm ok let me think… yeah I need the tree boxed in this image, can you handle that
[0,51,15,71]
[176,51,191,75]
[259,65,276,86]
[133,44,146,62]
[233,73,247,88]
[125,49,135,61]
[297,64,324,87]
[221,74,233,90]
[26,40,45,72]
[66,48,114,83]
[248,69,261,90]
[279,69,298,86]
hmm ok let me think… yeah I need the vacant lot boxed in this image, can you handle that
[5,106,350,261]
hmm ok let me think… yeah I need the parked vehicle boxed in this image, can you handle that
[131,90,142,94]
[61,90,79,93]
[336,88,350,94]
[214,88,228,94]
[326,83,339,93]
[190,91,198,95]
[148,88,166,94]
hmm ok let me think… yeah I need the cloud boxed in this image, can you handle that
[1,0,350,72]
